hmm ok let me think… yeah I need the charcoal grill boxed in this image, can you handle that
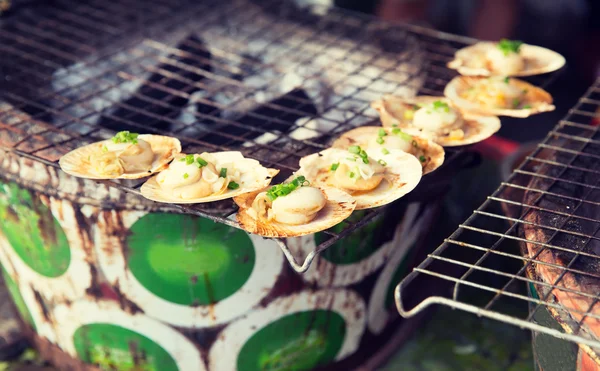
[396,78,600,363]
[0,0,558,276]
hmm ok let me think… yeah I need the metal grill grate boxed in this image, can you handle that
[396,78,600,354]
[0,0,559,272]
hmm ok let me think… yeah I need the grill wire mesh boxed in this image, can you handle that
[396,78,600,353]
[0,0,558,272]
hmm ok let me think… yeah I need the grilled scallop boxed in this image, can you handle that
[140,151,278,204]
[296,147,422,210]
[444,76,554,118]
[59,131,181,180]
[448,39,566,77]
[331,126,445,174]
[371,96,501,147]
[234,176,355,238]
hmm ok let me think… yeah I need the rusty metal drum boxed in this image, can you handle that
[0,148,446,370]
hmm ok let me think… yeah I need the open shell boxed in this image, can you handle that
[140,151,279,204]
[371,96,501,146]
[444,76,555,118]
[331,126,445,174]
[296,148,422,210]
[59,134,181,180]
[448,42,566,77]
[234,186,356,238]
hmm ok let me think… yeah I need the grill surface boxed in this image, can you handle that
[396,78,600,353]
[0,0,558,272]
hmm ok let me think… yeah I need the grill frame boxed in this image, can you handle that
[0,0,560,272]
[396,78,600,352]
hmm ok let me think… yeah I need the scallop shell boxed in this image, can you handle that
[140,151,279,204]
[59,134,182,180]
[448,42,566,77]
[444,76,555,118]
[371,95,501,146]
[234,186,356,238]
[296,148,422,210]
[331,126,445,174]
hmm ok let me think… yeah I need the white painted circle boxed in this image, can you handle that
[209,289,367,371]
[367,203,436,334]
[9,277,57,344]
[287,212,394,287]
[95,210,284,328]
[53,300,205,371]
[0,195,92,301]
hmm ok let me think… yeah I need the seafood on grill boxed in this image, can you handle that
[295,146,421,210]
[444,76,555,118]
[371,96,501,146]
[448,39,566,77]
[331,126,445,174]
[234,175,355,237]
[59,132,181,179]
[140,151,278,203]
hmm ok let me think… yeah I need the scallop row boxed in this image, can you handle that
[58,39,563,238]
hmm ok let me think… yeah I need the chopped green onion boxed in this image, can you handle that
[219,168,227,178]
[504,77,510,84]
[392,124,398,128]
[432,100,450,112]
[512,98,521,108]
[346,157,357,162]
[111,131,139,145]
[522,104,532,109]
[348,145,370,164]
[196,157,208,167]
[349,171,355,178]
[376,137,384,145]
[392,128,401,134]
[497,39,522,56]
[183,173,189,179]
[265,176,309,201]
[392,127,413,142]
[381,148,390,155]
[102,145,108,152]
[378,128,387,137]
[330,163,339,171]
[377,159,387,166]
[181,154,195,165]
[348,145,360,154]
[419,155,427,163]
[227,181,239,190]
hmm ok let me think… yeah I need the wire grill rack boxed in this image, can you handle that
[396,78,600,353]
[0,0,559,273]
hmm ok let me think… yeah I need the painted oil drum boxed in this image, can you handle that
[0,149,444,371]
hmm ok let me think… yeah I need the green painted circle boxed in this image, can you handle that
[237,310,346,371]
[316,211,385,265]
[127,213,256,306]
[0,181,70,278]
[73,323,178,371]
[1,265,36,330]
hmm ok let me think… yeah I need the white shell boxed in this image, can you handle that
[331,126,445,174]
[444,76,555,118]
[59,134,181,180]
[234,186,356,238]
[371,96,501,146]
[296,148,422,210]
[140,151,278,204]
[448,42,566,77]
